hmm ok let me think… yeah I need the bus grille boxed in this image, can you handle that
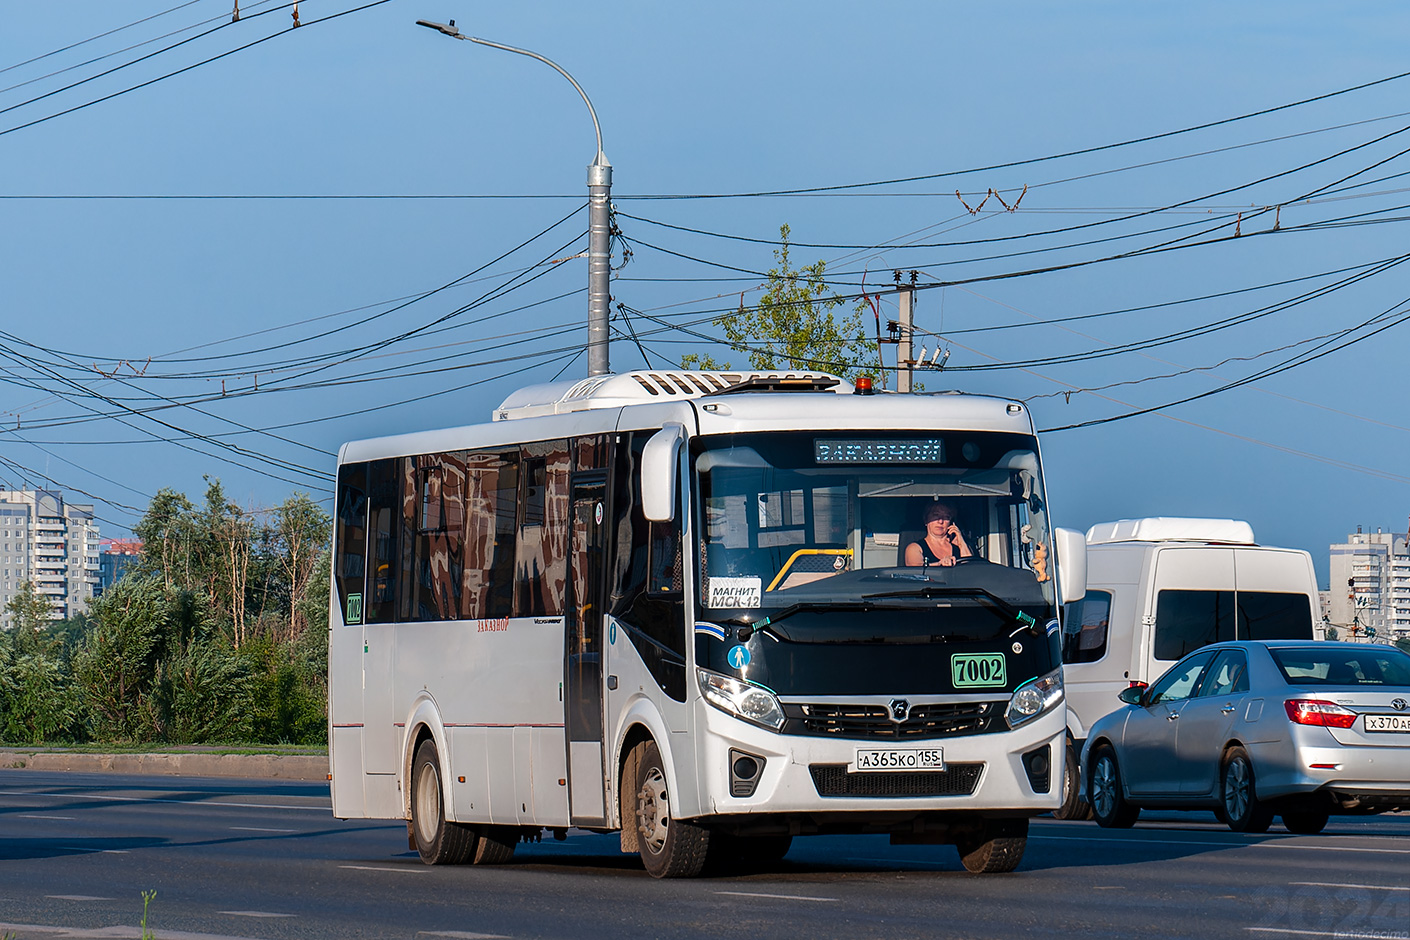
[808,763,984,798]
[783,701,1004,740]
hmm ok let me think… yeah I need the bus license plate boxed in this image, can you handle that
[1365,714,1410,733]
[849,747,945,773]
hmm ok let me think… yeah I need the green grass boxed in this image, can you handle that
[0,743,324,756]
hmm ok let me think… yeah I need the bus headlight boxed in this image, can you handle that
[1006,668,1064,729]
[697,668,786,731]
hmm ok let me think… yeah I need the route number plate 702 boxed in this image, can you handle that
[849,747,945,773]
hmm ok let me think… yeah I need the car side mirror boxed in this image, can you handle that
[641,423,684,523]
[1118,685,1146,706]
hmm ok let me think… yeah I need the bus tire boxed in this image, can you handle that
[1052,741,1092,821]
[956,817,1028,874]
[1088,746,1140,829]
[411,739,477,865]
[632,740,709,878]
[471,826,517,864]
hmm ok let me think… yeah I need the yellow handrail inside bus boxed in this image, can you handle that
[766,548,854,593]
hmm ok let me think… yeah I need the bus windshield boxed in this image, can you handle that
[694,430,1057,634]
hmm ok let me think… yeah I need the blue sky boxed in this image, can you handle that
[3,1,1409,586]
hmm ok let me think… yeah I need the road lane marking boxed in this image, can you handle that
[716,891,837,902]
[1291,882,1410,891]
[230,826,297,833]
[1248,929,1409,939]
[219,911,296,918]
[58,847,128,854]
[6,790,329,812]
[340,864,425,874]
[417,932,512,939]
[46,896,113,901]
[19,814,75,820]
[1031,834,1410,855]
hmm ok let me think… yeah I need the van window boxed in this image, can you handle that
[1154,590,1236,660]
[1062,590,1111,664]
[1237,592,1313,641]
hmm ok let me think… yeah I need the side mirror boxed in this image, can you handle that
[1118,685,1146,706]
[641,423,684,523]
[1054,527,1087,605]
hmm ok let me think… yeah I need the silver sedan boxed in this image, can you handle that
[1080,640,1410,833]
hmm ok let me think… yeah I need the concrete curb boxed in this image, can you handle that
[0,749,328,782]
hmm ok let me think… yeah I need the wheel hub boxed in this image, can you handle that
[414,762,440,844]
[1092,758,1116,817]
[637,766,670,853]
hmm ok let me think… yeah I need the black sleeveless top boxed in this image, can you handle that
[911,539,942,565]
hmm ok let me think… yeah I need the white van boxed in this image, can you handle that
[1053,517,1322,818]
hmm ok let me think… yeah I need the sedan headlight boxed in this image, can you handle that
[697,668,786,731]
[1006,668,1064,729]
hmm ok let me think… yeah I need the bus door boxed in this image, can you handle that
[565,475,608,825]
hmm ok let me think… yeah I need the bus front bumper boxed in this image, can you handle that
[691,699,1066,821]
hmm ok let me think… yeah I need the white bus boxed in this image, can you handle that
[328,370,1085,876]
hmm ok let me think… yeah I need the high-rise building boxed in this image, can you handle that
[98,538,143,597]
[1328,526,1410,642]
[0,489,102,623]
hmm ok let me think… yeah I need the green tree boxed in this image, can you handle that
[682,224,879,382]
[73,577,171,742]
[3,581,56,656]
[270,493,332,643]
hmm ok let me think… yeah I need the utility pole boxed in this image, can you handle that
[417,19,612,375]
[895,270,918,393]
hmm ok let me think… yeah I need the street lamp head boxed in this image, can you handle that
[415,19,463,39]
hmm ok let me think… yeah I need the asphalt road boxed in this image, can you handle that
[1,769,1406,940]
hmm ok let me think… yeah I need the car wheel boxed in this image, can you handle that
[1221,746,1274,833]
[955,818,1029,873]
[633,740,710,878]
[1088,746,1140,828]
[410,739,477,865]
[1053,742,1093,821]
[1282,808,1329,835]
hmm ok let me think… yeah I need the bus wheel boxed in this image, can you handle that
[411,739,477,865]
[956,817,1028,873]
[1052,742,1092,821]
[633,740,709,878]
[472,825,517,864]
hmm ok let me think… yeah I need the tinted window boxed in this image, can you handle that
[400,453,465,622]
[1200,649,1249,697]
[334,463,367,625]
[515,441,570,617]
[1062,590,1111,664]
[1238,592,1313,641]
[1154,590,1236,660]
[609,433,686,701]
[1270,647,1410,686]
[1148,650,1217,705]
[365,458,400,624]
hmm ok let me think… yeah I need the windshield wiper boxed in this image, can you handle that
[711,602,880,642]
[861,586,1045,636]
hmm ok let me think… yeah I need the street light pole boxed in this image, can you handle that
[417,19,612,376]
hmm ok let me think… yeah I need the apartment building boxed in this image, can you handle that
[0,489,102,623]
[1328,526,1410,641]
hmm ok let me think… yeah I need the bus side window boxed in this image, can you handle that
[515,440,570,617]
[334,462,367,625]
[364,458,400,624]
[460,450,517,619]
[609,433,687,700]
[400,452,466,622]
